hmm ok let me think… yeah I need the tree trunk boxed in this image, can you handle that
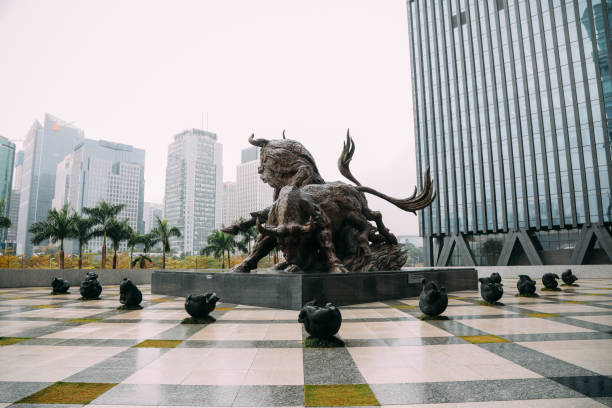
[78,242,83,269]
[221,254,225,269]
[101,232,107,269]
[227,249,231,268]
[59,239,64,269]
[162,250,166,269]
[59,250,64,269]
[130,249,133,269]
[112,249,117,269]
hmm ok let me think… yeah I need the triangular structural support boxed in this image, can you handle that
[435,234,476,266]
[570,225,612,264]
[497,230,543,266]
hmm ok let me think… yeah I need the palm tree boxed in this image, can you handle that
[126,228,142,269]
[131,232,158,269]
[151,217,181,269]
[83,201,125,269]
[106,219,131,269]
[29,205,74,269]
[201,230,237,269]
[70,213,95,269]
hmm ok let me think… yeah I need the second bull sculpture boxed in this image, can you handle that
[222,131,435,273]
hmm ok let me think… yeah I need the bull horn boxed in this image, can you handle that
[256,217,276,236]
[248,134,269,147]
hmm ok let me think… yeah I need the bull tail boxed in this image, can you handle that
[338,130,436,213]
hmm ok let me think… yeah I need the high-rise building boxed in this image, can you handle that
[17,114,84,255]
[0,136,16,243]
[143,202,163,233]
[222,181,237,227]
[408,0,612,266]
[164,129,223,255]
[52,139,145,253]
[51,154,72,210]
[7,151,23,246]
[236,146,274,220]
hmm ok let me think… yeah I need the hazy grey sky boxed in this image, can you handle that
[0,0,420,235]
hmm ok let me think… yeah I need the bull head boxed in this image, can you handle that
[248,134,269,147]
[256,216,315,238]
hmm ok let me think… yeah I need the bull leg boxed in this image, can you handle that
[231,235,276,272]
[317,227,348,273]
[364,208,398,245]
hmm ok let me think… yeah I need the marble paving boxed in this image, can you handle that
[0,278,611,407]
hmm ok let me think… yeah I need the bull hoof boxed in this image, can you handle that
[230,265,251,273]
[284,264,303,273]
[330,264,349,274]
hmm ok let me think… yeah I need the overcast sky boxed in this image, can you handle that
[0,0,421,236]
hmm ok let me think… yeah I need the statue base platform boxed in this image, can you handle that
[151,268,477,310]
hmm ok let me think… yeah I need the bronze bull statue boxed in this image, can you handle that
[223,131,435,273]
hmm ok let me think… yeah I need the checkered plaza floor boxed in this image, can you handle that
[0,278,611,407]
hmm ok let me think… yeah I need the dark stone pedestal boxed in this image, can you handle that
[151,268,477,310]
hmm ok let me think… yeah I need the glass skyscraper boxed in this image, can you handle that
[52,139,146,254]
[0,136,16,242]
[408,0,612,265]
[164,129,223,255]
[16,114,84,256]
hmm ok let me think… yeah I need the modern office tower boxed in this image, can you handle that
[17,114,84,255]
[143,202,163,233]
[164,129,223,255]
[52,139,145,253]
[7,151,23,247]
[222,182,237,227]
[0,136,16,243]
[408,0,612,266]
[236,146,274,220]
[51,155,72,209]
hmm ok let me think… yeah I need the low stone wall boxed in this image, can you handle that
[152,268,477,310]
[0,268,154,288]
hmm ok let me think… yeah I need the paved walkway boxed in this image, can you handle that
[0,277,611,407]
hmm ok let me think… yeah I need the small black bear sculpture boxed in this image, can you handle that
[542,273,559,289]
[561,269,578,285]
[119,278,142,308]
[489,272,502,284]
[478,277,503,303]
[51,277,70,294]
[80,272,102,300]
[298,300,342,338]
[419,279,448,317]
[517,275,537,295]
[185,292,220,318]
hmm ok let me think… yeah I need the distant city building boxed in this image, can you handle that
[7,151,23,247]
[53,139,145,253]
[222,182,237,227]
[17,114,84,255]
[397,235,424,248]
[236,146,273,220]
[12,151,24,191]
[408,0,612,266]
[143,202,163,233]
[164,129,223,255]
[51,154,72,210]
[0,136,16,243]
